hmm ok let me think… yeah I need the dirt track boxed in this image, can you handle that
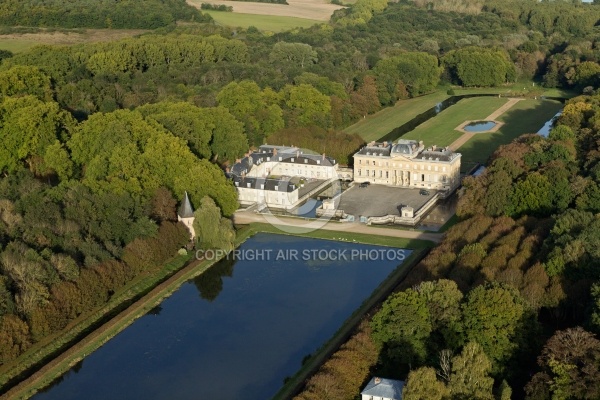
[187,0,344,21]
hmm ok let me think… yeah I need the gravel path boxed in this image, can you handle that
[449,98,524,151]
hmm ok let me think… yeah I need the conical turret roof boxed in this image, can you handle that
[178,191,195,218]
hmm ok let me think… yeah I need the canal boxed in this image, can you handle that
[34,233,411,400]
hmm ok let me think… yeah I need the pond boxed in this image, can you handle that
[377,94,496,142]
[463,120,497,132]
[34,233,411,400]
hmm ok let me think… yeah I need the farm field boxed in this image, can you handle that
[203,10,320,31]
[402,97,508,147]
[458,98,563,171]
[0,29,148,53]
[187,0,344,21]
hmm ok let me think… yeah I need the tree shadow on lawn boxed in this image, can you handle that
[458,100,562,171]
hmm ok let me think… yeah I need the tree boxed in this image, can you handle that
[269,42,318,68]
[403,367,449,400]
[282,84,332,128]
[0,65,52,101]
[448,342,494,400]
[443,47,515,87]
[0,96,75,174]
[460,283,526,372]
[371,288,432,366]
[526,327,600,400]
[192,196,235,250]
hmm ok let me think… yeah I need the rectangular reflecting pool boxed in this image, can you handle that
[34,233,411,400]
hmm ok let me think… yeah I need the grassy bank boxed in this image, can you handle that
[235,222,436,249]
[0,253,211,399]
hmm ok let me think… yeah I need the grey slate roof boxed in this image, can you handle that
[178,191,195,218]
[229,146,337,178]
[233,176,297,192]
[361,377,404,400]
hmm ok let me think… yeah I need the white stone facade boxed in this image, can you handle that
[353,139,461,195]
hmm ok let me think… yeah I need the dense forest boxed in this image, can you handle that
[0,0,209,29]
[0,0,600,397]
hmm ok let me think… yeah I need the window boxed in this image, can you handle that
[443,166,446,172]
[366,170,369,176]
[372,161,375,165]
[421,174,425,181]
[372,170,375,177]
[379,170,382,177]
[386,171,389,178]
[358,169,362,176]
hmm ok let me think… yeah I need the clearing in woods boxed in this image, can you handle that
[187,0,344,21]
[0,29,148,53]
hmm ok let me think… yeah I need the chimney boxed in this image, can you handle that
[235,158,241,164]
[296,150,300,158]
[322,153,325,160]
[273,148,277,155]
[383,141,388,147]
[374,377,381,384]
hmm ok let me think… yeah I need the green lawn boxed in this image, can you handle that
[343,81,574,143]
[344,92,450,142]
[458,99,563,172]
[203,10,321,32]
[402,97,508,147]
[0,39,40,53]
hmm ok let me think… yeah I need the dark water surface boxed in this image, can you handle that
[34,233,410,400]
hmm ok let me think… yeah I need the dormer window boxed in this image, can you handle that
[304,159,308,164]
[279,157,282,161]
[291,158,295,162]
[267,157,270,161]
[246,183,251,188]
[275,185,279,191]
[317,160,321,165]
[235,182,239,186]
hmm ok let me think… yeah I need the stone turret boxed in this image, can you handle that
[177,191,196,239]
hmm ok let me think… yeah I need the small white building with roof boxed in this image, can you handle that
[177,191,195,239]
[361,376,405,400]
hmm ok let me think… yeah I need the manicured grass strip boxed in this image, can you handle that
[203,10,320,31]
[402,97,508,147]
[236,222,436,249]
[344,92,449,142]
[458,99,563,171]
[273,247,430,400]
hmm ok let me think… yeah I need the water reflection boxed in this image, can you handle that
[192,255,235,302]
[537,110,563,137]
